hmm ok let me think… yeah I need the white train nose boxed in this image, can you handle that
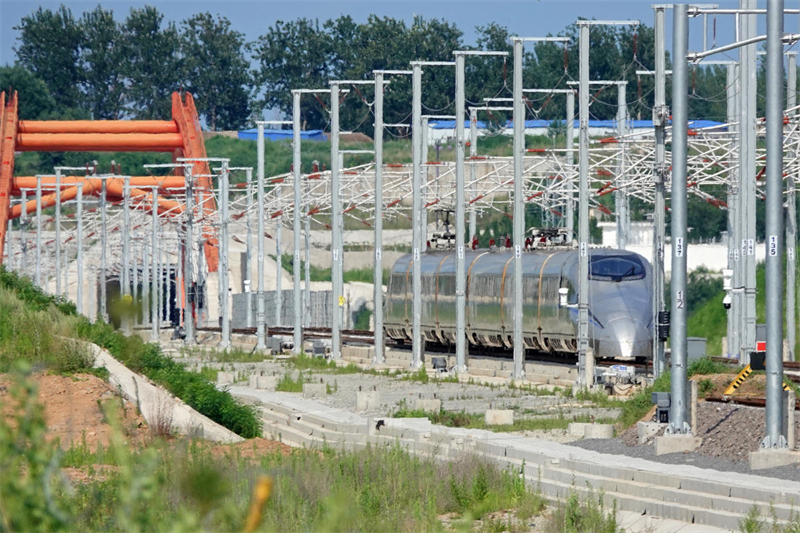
[598,317,651,359]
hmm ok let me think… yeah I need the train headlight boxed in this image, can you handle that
[559,287,569,307]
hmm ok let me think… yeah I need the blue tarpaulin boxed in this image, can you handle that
[431,119,726,130]
[238,128,326,141]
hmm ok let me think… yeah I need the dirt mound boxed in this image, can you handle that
[1,372,149,450]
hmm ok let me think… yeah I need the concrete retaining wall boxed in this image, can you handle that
[89,343,243,443]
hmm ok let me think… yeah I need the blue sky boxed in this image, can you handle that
[0,0,765,68]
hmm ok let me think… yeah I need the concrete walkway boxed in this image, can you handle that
[231,386,800,532]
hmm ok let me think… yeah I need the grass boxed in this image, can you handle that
[276,253,391,286]
[1,369,556,532]
[275,372,308,392]
[546,488,621,533]
[0,267,262,439]
[392,403,617,434]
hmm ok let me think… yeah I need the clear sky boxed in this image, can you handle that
[1,0,770,69]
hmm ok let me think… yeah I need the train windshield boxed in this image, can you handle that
[589,255,645,282]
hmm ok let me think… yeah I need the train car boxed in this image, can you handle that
[384,248,653,360]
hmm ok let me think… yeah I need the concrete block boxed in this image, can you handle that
[567,422,614,439]
[217,371,235,385]
[637,421,665,444]
[654,435,702,456]
[749,449,800,470]
[584,424,614,439]
[415,398,442,413]
[484,409,514,426]
[568,422,591,437]
[356,391,380,412]
[302,383,327,399]
[255,376,277,390]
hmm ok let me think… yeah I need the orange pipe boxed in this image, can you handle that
[9,179,183,219]
[18,120,178,134]
[12,176,188,194]
[16,133,184,152]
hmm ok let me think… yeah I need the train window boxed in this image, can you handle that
[589,255,645,282]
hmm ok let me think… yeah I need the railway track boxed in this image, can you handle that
[196,325,647,368]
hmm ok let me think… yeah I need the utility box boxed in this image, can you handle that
[687,337,707,362]
[652,392,670,424]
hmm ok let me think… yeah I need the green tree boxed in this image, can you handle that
[79,6,126,119]
[121,6,183,120]
[251,18,335,130]
[181,13,252,130]
[13,5,84,110]
[0,66,55,119]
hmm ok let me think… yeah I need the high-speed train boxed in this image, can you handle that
[384,248,653,360]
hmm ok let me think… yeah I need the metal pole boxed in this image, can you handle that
[616,82,628,249]
[566,90,575,240]
[142,221,150,326]
[786,52,797,362]
[76,182,83,315]
[410,65,424,369]
[19,190,27,275]
[132,227,139,324]
[151,188,159,342]
[578,23,591,386]
[511,40,525,380]
[219,161,231,349]
[422,117,430,249]
[331,81,343,360]
[275,182,283,327]
[727,62,741,360]
[122,176,131,334]
[454,56,467,373]
[373,73,386,365]
[256,122,267,351]
[245,168,253,328]
[469,107,478,242]
[292,91,303,354]
[742,0,758,364]
[35,177,42,286]
[100,178,107,321]
[183,167,195,345]
[55,170,62,296]
[668,3,690,434]
[762,0,786,449]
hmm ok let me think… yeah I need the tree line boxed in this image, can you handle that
[2,4,741,132]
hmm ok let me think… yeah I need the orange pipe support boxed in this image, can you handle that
[16,133,184,152]
[0,91,18,265]
[9,179,182,219]
[12,176,188,194]
[18,120,178,134]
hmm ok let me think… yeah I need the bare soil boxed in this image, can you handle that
[0,372,149,450]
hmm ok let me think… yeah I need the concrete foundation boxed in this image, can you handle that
[415,398,442,413]
[217,371,235,385]
[568,422,614,439]
[356,391,380,412]
[254,376,277,390]
[637,422,666,444]
[302,383,327,399]
[484,409,514,426]
[749,449,800,470]
[654,435,702,456]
